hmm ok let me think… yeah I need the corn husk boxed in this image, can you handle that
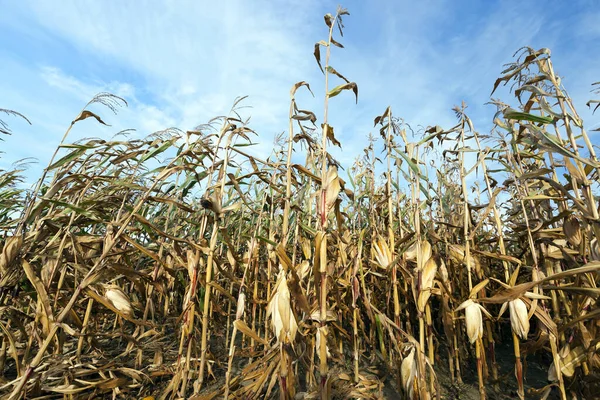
[0,235,23,271]
[448,244,480,272]
[104,286,134,318]
[417,256,437,311]
[200,194,222,215]
[509,298,530,340]
[372,236,392,269]
[323,166,341,214]
[465,301,483,344]
[563,215,582,247]
[401,347,417,398]
[457,299,489,344]
[438,258,449,283]
[300,237,312,259]
[266,269,297,344]
[236,292,246,320]
[404,241,418,262]
[316,326,330,361]
[404,240,431,264]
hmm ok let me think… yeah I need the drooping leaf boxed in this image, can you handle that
[327,82,358,103]
[503,108,554,124]
[314,41,327,73]
[323,123,341,148]
[326,66,350,83]
[71,110,109,126]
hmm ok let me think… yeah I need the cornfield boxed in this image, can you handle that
[1,6,600,400]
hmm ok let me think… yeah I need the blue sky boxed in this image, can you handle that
[1,0,599,187]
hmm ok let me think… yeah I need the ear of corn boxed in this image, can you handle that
[104,285,134,318]
[508,298,530,340]
[267,268,298,345]
[457,299,484,344]
[401,347,417,398]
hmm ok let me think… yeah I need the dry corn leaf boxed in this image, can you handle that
[234,319,268,346]
[22,260,54,336]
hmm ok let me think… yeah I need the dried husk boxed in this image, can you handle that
[372,236,392,269]
[448,244,480,272]
[0,235,23,272]
[236,292,246,320]
[417,256,437,312]
[104,286,134,318]
[457,299,485,344]
[509,298,530,340]
[563,215,582,247]
[266,269,298,344]
[323,166,341,214]
[401,347,417,398]
[316,326,330,360]
[200,194,222,215]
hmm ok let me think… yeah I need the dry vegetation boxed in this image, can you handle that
[1,6,600,400]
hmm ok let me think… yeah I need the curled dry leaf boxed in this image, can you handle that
[543,239,579,260]
[71,109,109,126]
[548,344,588,381]
[591,238,600,261]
